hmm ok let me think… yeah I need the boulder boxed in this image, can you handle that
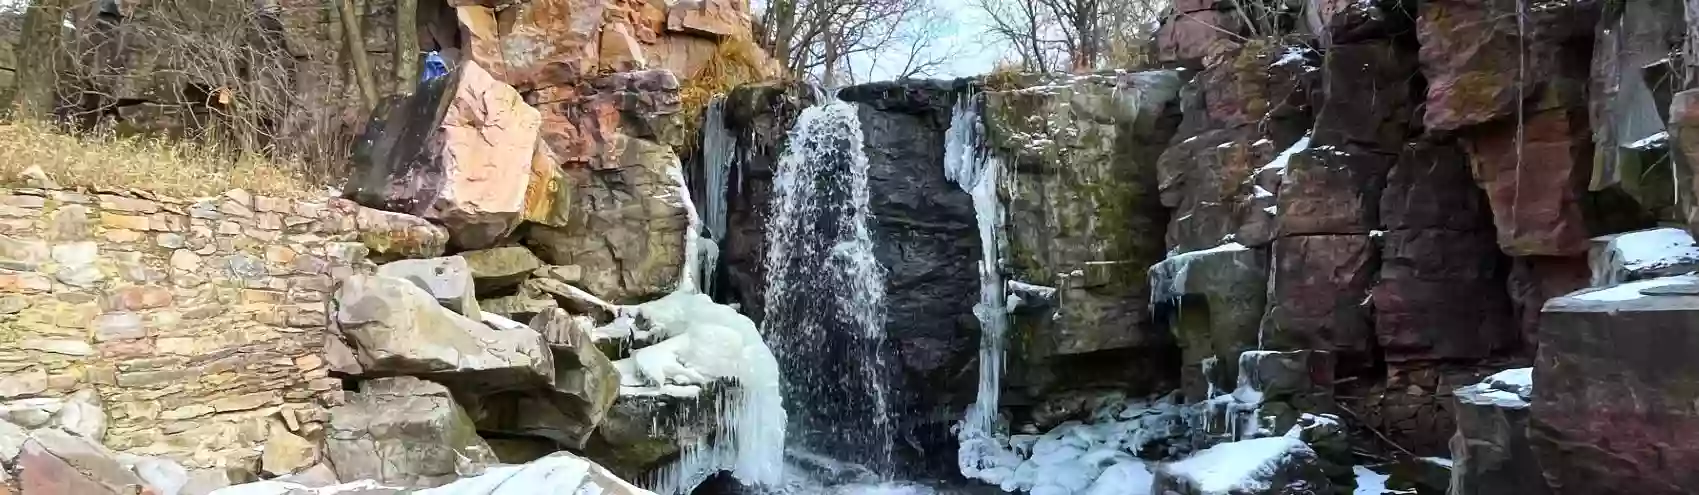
[1276,146,1391,236]
[476,278,560,321]
[329,199,450,261]
[492,0,606,89]
[1149,243,1269,401]
[1587,228,1699,287]
[459,247,543,295]
[261,420,318,477]
[19,428,148,495]
[375,256,480,319]
[581,383,727,480]
[331,275,551,390]
[325,377,497,488]
[1449,368,1546,495]
[454,310,618,449]
[1153,436,1332,494]
[521,135,689,304]
[1532,275,1699,495]
[1373,229,1516,362]
[1154,3,1237,64]
[348,61,541,251]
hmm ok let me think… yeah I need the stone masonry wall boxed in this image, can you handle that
[0,185,370,475]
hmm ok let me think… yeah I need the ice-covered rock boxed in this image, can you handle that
[1449,368,1546,495]
[1588,228,1699,287]
[1152,436,1331,495]
[958,394,1190,493]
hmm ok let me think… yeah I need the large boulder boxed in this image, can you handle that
[325,377,498,488]
[328,199,451,261]
[348,61,542,251]
[1461,109,1594,257]
[1448,368,1546,495]
[455,310,619,450]
[459,247,543,295]
[18,428,149,495]
[1532,275,1699,495]
[330,275,551,389]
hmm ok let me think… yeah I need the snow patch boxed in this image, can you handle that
[1257,136,1311,173]
[960,395,1188,494]
[1455,367,1533,409]
[1163,436,1312,494]
[1569,275,1699,302]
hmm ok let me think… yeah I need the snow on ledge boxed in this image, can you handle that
[1566,275,1699,303]
[1163,436,1313,494]
[1455,367,1533,409]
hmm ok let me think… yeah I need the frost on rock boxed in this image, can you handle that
[1589,228,1699,287]
[1157,436,1319,495]
[959,394,1190,495]
[1455,367,1533,409]
[1565,274,1699,303]
[1256,136,1311,174]
[608,292,786,493]
[1148,242,1249,308]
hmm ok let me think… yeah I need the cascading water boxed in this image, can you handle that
[942,91,1017,481]
[761,96,898,476]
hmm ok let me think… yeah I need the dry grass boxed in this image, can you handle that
[678,37,773,149]
[0,122,329,199]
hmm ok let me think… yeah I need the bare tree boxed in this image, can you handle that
[393,0,418,94]
[758,0,952,84]
[336,0,377,109]
[972,0,1164,72]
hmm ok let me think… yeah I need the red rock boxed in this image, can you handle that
[19,440,118,495]
[1417,0,1598,131]
[1380,140,1491,231]
[1508,255,1589,345]
[496,0,607,90]
[454,6,506,81]
[665,0,748,38]
[1374,229,1516,362]
[1462,109,1592,257]
[422,62,541,250]
[1277,146,1391,236]
[1311,40,1418,149]
[1154,10,1236,64]
[1261,235,1377,362]
[1534,283,1699,495]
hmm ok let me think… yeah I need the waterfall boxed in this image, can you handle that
[761,97,897,475]
[945,91,1015,481]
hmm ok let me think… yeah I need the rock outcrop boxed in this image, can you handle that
[1449,368,1545,495]
[325,377,496,488]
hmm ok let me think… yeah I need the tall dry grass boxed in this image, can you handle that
[0,122,328,198]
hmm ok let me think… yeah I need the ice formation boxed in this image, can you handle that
[610,291,787,493]
[1161,436,1314,494]
[1455,367,1534,409]
[959,394,1189,494]
[1592,228,1699,286]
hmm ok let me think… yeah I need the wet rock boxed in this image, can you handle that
[325,377,497,488]
[719,81,815,321]
[460,247,543,295]
[1532,276,1699,495]
[331,275,551,389]
[375,256,480,319]
[1449,368,1545,495]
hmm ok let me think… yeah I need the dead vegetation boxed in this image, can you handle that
[0,122,326,198]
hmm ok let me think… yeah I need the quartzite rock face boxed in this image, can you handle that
[1462,109,1594,257]
[1533,277,1699,495]
[1149,244,1270,402]
[1261,235,1376,363]
[326,377,498,488]
[1417,0,1599,132]
[988,72,1182,360]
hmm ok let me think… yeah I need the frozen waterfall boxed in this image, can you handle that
[944,90,1016,482]
[761,97,898,475]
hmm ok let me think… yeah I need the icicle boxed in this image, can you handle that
[667,161,704,295]
[701,95,735,242]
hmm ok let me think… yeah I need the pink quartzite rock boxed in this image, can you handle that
[424,61,542,250]
[1534,279,1699,495]
[1261,235,1377,364]
[1417,0,1599,132]
[1462,109,1592,257]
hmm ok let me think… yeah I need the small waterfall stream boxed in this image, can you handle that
[760,97,899,477]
